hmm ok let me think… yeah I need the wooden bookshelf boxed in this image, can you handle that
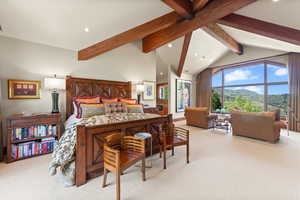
[6,113,61,163]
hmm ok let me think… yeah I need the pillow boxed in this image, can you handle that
[104,102,127,114]
[101,98,118,103]
[73,96,101,117]
[272,109,281,121]
[80,103,105,118]
[127,104,144,113]
[119,98,137,105]
[260,112,276,120]
[186,107,208,112]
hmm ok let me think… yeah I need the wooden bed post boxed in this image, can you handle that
[76,125,87,186]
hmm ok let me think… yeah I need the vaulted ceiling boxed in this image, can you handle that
[1,0,300,75]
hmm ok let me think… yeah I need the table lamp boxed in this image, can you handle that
[136,84,145,105]
[44,75,65,113]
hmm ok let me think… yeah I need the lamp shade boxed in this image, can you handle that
[44,77,65,90]
[136,84,145,93]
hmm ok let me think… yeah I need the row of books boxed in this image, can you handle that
[11,137,57,159]
[13,125,57,141]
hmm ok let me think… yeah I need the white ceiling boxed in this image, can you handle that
[1,0,300,75]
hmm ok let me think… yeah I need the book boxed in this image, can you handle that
[12,125,57,141]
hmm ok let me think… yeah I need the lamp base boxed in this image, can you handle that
[51,91,60,113]
[137,94,141,105]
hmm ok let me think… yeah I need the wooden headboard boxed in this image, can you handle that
[66,76,132,118]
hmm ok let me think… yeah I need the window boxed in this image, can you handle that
[212,61,289,115]
[224,64,264,86]
[212,71,222,87]
[267,84,289,115]
[159,85,168,99]
[224,86,264,112]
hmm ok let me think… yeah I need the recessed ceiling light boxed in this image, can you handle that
[167,43,173,48]
[160,72,164,76]
[84,27,89,32]
[194,53,198,57]
[272,0,279,2]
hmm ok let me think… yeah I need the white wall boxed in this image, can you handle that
[0,35,157,142]
[211,45,288,68]
[168,67,196,120]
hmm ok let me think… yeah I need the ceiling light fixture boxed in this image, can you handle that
[160,72,164,76]
[167,43,173,48]
[272,0,279,2]
[194,53,198,57]
[84,27,89,32]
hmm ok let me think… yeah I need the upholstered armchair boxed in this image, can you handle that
[185,107,217,129]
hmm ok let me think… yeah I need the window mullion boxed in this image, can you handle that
[264,62,268,112]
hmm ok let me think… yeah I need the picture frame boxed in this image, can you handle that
[8,80,41,99]
[176,79,192,113]
[143,81,155,101]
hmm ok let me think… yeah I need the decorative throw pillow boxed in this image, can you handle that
[80,103,105,118]
[119,98,137,105]
[272,109,281,121]
[101,98,119,103]
[72,96,101,117]
[104,102,128,114]
[127,104,144,113]
[260,112,276,120]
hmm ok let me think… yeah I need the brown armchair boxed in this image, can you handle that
[231,110,283,143]
[185,107,216,129]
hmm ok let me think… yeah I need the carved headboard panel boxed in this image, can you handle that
[66,76,132,118]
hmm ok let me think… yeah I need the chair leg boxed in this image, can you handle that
[159,146,162,158]
[116,170,121,200]
[163,148,167,169]
[102,168,108,188]
[186,143,189,164]
[142,158,146,181]
[172,147,175,156]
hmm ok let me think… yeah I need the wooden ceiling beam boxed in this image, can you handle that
[202,23,243,55]
[177,32,193,77]
[217,13,300,47]
[78,12,181,60]
[161,0,193,19]
[193,0,209,11]
[143,0,257,53]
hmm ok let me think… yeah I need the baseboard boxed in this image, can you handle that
[174,117,186,122]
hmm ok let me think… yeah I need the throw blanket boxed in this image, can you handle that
[49,113,158,186]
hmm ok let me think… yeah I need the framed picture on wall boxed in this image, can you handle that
[176,79,192,112]
[8,80,41,99]
[143,81,155,101]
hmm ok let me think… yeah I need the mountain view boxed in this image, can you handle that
[212,88,289,115]
[212,63,289,116]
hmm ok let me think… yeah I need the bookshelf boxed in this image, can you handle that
[6,113,61,163]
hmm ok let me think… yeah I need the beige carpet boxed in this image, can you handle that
[1,122,300,200]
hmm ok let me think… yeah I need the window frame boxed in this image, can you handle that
[212,60,288,113]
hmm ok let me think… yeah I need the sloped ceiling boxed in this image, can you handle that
[0,0,300,75]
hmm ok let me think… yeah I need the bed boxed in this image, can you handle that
[53,76,173,186]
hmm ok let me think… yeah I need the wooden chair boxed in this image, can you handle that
[159,126,190,169]
[102,133,146,200]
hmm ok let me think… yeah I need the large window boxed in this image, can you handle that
[212,61,289,115]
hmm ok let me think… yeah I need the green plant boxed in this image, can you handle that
[212,90,222,111]
[224,96,262,112]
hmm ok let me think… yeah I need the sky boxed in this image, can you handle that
[212,63,289,95]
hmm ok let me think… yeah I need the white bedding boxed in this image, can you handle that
[65,114,81,129]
